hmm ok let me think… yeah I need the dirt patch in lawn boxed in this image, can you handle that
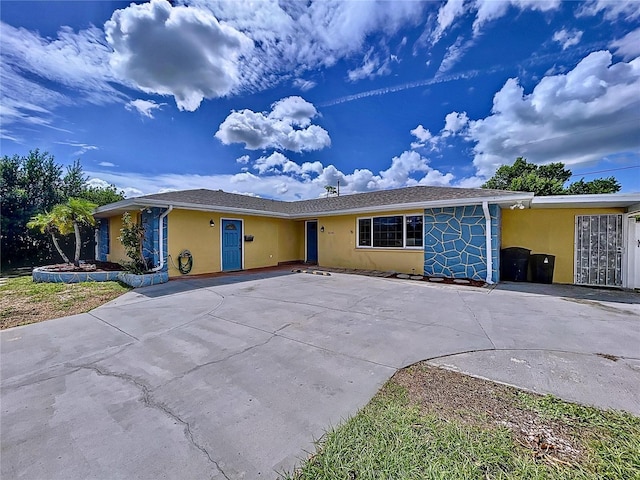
[0,276,130,329]
[394,363,585,465]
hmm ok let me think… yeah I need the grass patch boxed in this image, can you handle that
[0,276,130,329]
[283,364,640,480]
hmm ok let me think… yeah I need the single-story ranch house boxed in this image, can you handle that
[94,186,640,289]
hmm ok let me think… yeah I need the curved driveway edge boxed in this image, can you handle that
[1,272,639,479]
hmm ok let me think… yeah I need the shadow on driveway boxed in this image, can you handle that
[491,281,640,305]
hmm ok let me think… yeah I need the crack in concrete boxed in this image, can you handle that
[456,290,496,350]
[157,293,227,337]
[2,343,135,391]
[88,312,140,342]
[177,335,276,380]
[231,292,487,339]
[208,313,398,370]
[74,364,230,480]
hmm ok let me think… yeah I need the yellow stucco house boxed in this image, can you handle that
[94,186,640,289]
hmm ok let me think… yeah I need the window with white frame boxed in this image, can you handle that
[357,214,423,248]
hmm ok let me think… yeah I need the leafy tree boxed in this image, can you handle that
[482,157,621,195]
[82,184,126,206]
[1,149,125,271]
[565,177,621,195]
[61,160,87,198]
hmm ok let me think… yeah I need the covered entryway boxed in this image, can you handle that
[574,214,623,286]
[221,219,242,271]
[306,220,318,264]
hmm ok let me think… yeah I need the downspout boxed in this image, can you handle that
[482,201,494,284]
[94,226,99,261]
[151,205,173,272]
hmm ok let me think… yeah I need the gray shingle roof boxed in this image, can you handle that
[134,189,292,214]
[124,186,525,217]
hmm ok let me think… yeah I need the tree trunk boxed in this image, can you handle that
[73,221,81,267]
[50,232,70,264]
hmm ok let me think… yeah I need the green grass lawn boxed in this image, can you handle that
[283,365,640,480]
[0,276,130,329]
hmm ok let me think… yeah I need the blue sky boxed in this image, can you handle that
[1,0,639,199]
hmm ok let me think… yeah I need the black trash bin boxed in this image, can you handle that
[500,247,531,281]
[530,254,555,284]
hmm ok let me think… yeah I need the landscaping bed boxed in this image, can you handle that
[37,261,123,272]
[284,363,639,479]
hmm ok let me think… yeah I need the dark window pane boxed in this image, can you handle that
[405,215,423,247]
[358,218,371,246]
[373,216,403,247]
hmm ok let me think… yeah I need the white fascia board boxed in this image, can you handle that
[95,192,534,220]
[291,193,534,218]
[626,203,640,214]
[531,193,640,209]
[95,198,289,219]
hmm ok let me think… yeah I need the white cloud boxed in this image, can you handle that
[552,28,583,50]
[292,78,316,91]
[436,36,475,75]
[578,0,640,20]
[611,28,640,60]
[235,155,250,164]
[254,152,298,174]
[84,147,456,201]
[432,0,467,44]
[441,50,640,178]
[410,124,436,150]
[215,96,331,152]
[473,0,561,36]
[1,0,426,131]
[105,0,253,111]
[427,0,561,41]
[347,47,391,82]
[0,23,118,133]
[56,141,99,156]
[125,99,166,118]
[86,178,111,189]
[98,161,116,167]
[443,112,470,136]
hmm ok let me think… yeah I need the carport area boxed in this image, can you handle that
[2,272,639,479]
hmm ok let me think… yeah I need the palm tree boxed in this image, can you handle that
[27,212,70,264]
[27,198,97,267]
[52,198,97,266]
[324,185,337,198]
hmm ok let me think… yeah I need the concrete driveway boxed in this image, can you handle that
[2,272,639,479]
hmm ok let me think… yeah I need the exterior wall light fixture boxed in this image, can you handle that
[210,219,215,227]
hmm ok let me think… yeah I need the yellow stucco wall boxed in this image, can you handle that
[317,212,424,274]
[502,208,625,284]
[278,219,305,263]
[107,213,132,264]
[166,210,304,277]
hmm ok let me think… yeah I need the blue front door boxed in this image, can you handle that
[306,221,318,263]
[222,219,242,271]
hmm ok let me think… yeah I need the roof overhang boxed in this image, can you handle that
[530,193,640,210]
[289,193,534,218]
[93,198,289,219]
[94,193,534,219]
